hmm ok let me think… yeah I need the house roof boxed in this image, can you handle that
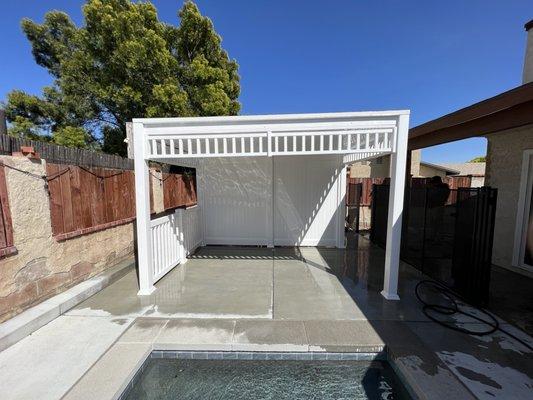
[408,82,533,149]
[419,161,460,175]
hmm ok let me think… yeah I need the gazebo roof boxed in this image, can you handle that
[132,110,409,163]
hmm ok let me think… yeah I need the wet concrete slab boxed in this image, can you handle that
[154,318,236,351]
[0,315,133,400]
[232,320,308,351]
[2,236,532,400]
[62,342,151,400]
[406,321,533,400]
[305,320,385,352]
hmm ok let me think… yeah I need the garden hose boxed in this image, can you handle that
[415,279,533,352]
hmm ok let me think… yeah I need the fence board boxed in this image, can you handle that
[347,177,386,206]
[0,163,14,250]
[59,166,74,233]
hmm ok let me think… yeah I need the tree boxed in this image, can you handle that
[468,156,486,163]
[3,0,240,155]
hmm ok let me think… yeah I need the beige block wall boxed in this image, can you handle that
[485,124,533,269]
[0,156,138,322]
[349,149,422,178]
[419,164,447,178]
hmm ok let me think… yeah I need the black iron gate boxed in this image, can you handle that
[371,184,498,305]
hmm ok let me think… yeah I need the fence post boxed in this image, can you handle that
[382,114,409,301]
[421,187,428,274]
[0,110,7,136]
[126,122,134,159]
[133,122,155,296]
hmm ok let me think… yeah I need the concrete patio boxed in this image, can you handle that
[0,234,532,400]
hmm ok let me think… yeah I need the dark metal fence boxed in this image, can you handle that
[371,184,498,305]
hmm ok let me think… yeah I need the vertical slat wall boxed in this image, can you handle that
[150,211,182,282]
[0,163,14,251]
[150,207,202,283]
[182,206,202,255]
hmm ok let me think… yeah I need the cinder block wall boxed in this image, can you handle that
[485,124,533,270]
[0,156,166,322]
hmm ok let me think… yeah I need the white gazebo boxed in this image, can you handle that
[132,110,409,300]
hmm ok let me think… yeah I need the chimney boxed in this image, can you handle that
[523,19,533,84]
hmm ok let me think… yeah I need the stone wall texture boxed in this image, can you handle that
[0,156,139,322]
[485,124,533,269]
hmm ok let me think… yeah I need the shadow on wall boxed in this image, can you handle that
[201,155,343,247]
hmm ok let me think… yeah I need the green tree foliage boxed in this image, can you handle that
[3,0,240,155]
[468,156,486,163]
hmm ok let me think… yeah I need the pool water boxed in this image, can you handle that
[124,358,411,400]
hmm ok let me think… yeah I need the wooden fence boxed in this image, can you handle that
[163,174,197,210]
[347,177,387,206]
[0,134,133,170]
[0,163,15,255]
[45,164,198,240]
[46,164,137,239]
[348,175,472,208]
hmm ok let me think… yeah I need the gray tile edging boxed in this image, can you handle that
[0,258,135,352]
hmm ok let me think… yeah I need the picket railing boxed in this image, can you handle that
[146,127,394,159]
[150,206,202,282]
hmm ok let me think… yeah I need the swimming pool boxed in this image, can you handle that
[122,355,412,399]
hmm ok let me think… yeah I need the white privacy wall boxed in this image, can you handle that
[198,155,344,247]
[200,157,273,245]
[274,155,342,246]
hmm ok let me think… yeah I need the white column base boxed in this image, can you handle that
[137,286,156,296]
[381,290,400,301]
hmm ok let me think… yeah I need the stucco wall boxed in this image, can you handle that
[0,156,138,322]
[485,124,533,269]
[349,149,422,178]
[419,164,447,178]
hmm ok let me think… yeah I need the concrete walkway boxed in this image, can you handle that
[0,236,532,399]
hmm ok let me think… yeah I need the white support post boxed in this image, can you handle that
[197,161,207,247]
[133,122,156,296]
[268,156,275,248]
[381,115,409,301]
[336,161,347,248]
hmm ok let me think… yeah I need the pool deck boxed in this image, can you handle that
[0,235,532,399]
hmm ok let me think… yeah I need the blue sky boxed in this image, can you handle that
[1,0,531,163]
